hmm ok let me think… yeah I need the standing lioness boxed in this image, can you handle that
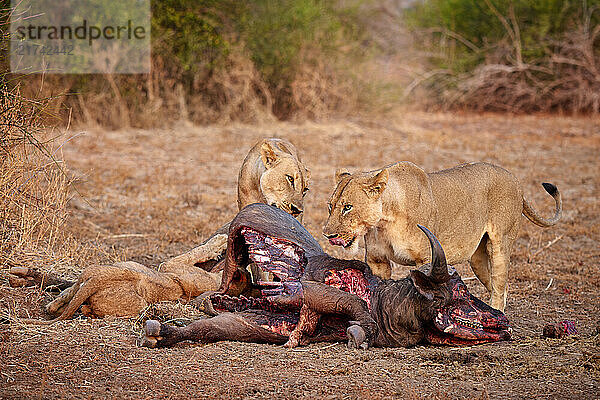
[323,162,561,311]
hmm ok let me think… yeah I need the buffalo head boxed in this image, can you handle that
[410,225,511,345]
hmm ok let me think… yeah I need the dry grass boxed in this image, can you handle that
[0,85,90,278]
[0,112,599,398]
[17,42,374,129]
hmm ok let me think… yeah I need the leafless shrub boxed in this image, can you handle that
[451,18,600,113]
[548,14,600,113]
[0,84,83,276]
[412,3,600,114]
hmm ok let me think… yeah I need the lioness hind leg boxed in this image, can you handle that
[8,267,73,291]
[469,234,492,293]
[46,283,80,316]
[487,225,519,312]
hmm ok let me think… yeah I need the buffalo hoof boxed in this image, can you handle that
[190,292,219,316]
[347,325,368,350]
[142,320,163,348]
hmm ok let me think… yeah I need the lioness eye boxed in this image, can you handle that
[286,175,294,185]
[302,187,309,196]
[342,204,353,214]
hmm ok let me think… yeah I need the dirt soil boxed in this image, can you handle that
[1,112,599,399]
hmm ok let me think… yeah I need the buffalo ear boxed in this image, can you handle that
[260,142,280,169]
[363,169,388,198]
[410,269,438,301]
[335,168,350,184]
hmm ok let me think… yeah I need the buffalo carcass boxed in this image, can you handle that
[142,203,511,349]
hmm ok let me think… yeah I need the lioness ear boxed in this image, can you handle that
[304,167,311,181]
[363,169,388,198]
[260,142,280,169]
[409,270,437,301]
[275,140,293,155]
[335,168,350,184]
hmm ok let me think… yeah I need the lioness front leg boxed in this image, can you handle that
[160,234,228,274]
[366,254,392,280]
[365,232,392,279]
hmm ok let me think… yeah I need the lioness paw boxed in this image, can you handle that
[206,234,228,259]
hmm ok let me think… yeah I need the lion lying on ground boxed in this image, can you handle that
[9,138,310,323]
[323,162,561,311]
[9,235,250,324]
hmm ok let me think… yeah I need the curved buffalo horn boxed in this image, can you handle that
[417,225,449,282]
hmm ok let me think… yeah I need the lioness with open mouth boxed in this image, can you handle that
[323,161,561,311]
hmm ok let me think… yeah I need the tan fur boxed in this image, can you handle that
[12,234,238,324]
[323,162,562,311]
[237,138,310,221]
[161,138,310,283]
[12,138,309,323]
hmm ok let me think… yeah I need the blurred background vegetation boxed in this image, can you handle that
[3,0,600,128]
[406,0,600,112]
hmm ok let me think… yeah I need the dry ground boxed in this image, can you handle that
[1,112,599,399]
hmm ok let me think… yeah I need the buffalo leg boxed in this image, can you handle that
[301,281,377,348]
[284,305,319,348]
[142,313,287,348]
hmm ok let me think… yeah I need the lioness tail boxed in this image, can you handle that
[523,182,562,227]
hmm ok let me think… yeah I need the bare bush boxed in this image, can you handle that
[451,17,600,113]
[0,85,81,275]
[409,1,600,114]
[549,16,600,113]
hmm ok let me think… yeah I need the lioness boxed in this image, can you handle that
[322,162,561,311]
[9,138,310,322]
[163,137,311,274]
[9,235,251,324]
[238,138,310,220]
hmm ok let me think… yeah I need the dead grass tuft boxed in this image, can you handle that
[190,45,276,124]
[0,84,92,277]
[287,48,360,121]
